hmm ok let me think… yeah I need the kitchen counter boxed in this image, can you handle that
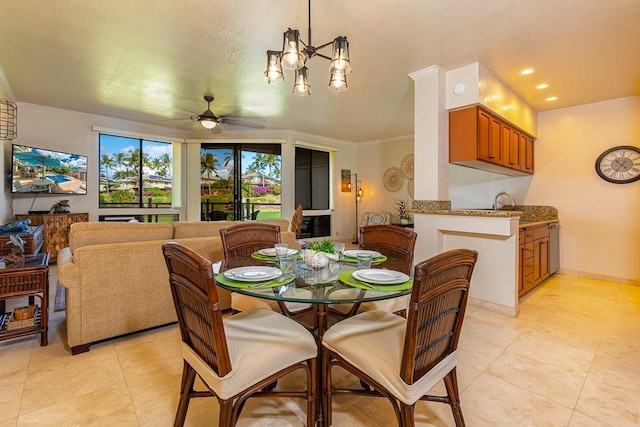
[410,205,558,317]
[413,205,558,228]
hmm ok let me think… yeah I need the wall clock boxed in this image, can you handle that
[595,145,640,184]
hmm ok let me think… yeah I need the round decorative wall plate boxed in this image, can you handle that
[595,145,640,184]
[400,154,414,180]
[407,178,414,199]
[383,167,404,192]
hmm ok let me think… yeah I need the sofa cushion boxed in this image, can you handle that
[172,219,291,239]
[172,221,237,239]
[69,222,174,253]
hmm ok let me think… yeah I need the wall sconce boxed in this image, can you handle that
[0,99,17,140]
[341,169,351,192]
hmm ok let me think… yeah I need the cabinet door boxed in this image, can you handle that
[509,128,521,169]
[477,109,492,162]
[519,134,534,173]
[533,236,550,285]
[489,117,503,164]
[538,236,550,281]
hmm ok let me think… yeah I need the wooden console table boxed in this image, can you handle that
[0,253,50,346]
[15,213,89,261]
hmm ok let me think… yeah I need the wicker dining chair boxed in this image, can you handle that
[322,248,478,427]
[219,222,311,316]
[331,224,417,318]
[162,242,317,427]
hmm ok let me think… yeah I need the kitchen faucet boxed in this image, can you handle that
[494,192,516,210]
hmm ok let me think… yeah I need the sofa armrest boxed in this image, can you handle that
[57,247,80,290]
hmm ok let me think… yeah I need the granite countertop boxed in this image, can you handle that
[413,205,558,227]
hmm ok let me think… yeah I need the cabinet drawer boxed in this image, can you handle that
[524,229,534,242]
[533,226,549,240]
[523,242,534,258]
[524,273,535,291]
[524,257,534,274]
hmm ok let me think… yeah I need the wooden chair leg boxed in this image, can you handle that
[174,361,197,427]
[443,368,465,427]
[322,353,331,427]
[399,403,415,427]
[308,358,317,427]
[218,399,234,427]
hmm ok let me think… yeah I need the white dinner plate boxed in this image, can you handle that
[343,250,382,259]
[352,269,409,285]
[223,266,282,282]
[257,248,299,256]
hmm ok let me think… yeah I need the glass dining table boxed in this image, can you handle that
[216,255,413,338]
[215,254,413,426]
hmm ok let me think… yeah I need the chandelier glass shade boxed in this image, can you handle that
[265,0,351,96]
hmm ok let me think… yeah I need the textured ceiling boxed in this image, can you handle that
[1,0,638,142]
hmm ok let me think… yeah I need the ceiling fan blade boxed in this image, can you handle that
[219,117,265,129]
[210,125,223,134]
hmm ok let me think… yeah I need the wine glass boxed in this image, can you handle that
[334,242,346,265]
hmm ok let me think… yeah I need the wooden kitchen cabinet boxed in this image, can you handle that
[519,223,550,297]
[519,133,534,173]
[14,213,89,262]
[450,105,534,176]
[502,125,521,170]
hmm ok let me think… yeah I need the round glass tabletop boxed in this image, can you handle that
[216,256,412,305]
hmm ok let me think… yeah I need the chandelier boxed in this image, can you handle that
[264,0,351,95]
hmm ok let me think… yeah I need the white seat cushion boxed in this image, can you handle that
[231,293,312,313]
[322,310,457,405]
[182,309,317,400]
[330,294,409,315]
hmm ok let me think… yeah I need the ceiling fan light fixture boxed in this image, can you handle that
[293,67,311,96]
[328,70,347,92]
[199,116,217,129]
[264,50,284,83]
[330,36,351,74]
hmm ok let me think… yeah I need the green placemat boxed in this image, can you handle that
[250,252,277,262]
[342,255,387,265]
[338,270,413,291]
[251,252,302,262]
[216,273,295,289]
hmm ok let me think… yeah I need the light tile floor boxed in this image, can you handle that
[1,269,639,426]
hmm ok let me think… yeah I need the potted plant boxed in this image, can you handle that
[396,200,411,224]
[302,238,339,269]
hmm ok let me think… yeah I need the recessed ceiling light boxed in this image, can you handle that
[546,96,558,102]
[520,68,534,75]
[536,83,549,90]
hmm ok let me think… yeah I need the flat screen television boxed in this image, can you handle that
[10,144,88,194]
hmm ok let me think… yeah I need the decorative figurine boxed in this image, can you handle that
[4,234,25,266]
[50,199,71,214]
[0,218,31,234]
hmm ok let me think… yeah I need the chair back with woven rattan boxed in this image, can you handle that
[401,248,478,384]
[162,241,232,377]
[290,203,303,237]
[359,224,417,275]
[219,222,280,258]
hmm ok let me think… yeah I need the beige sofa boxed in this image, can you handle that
[57,219,297,355]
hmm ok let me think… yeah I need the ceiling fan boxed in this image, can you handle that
[195,94,264,133]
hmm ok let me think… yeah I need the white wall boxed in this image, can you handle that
[356,136,414,224]
[449,96,640,285]
[2,103,358,241]
[3,103,187,222]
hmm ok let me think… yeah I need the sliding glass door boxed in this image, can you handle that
[200,143,281,221]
